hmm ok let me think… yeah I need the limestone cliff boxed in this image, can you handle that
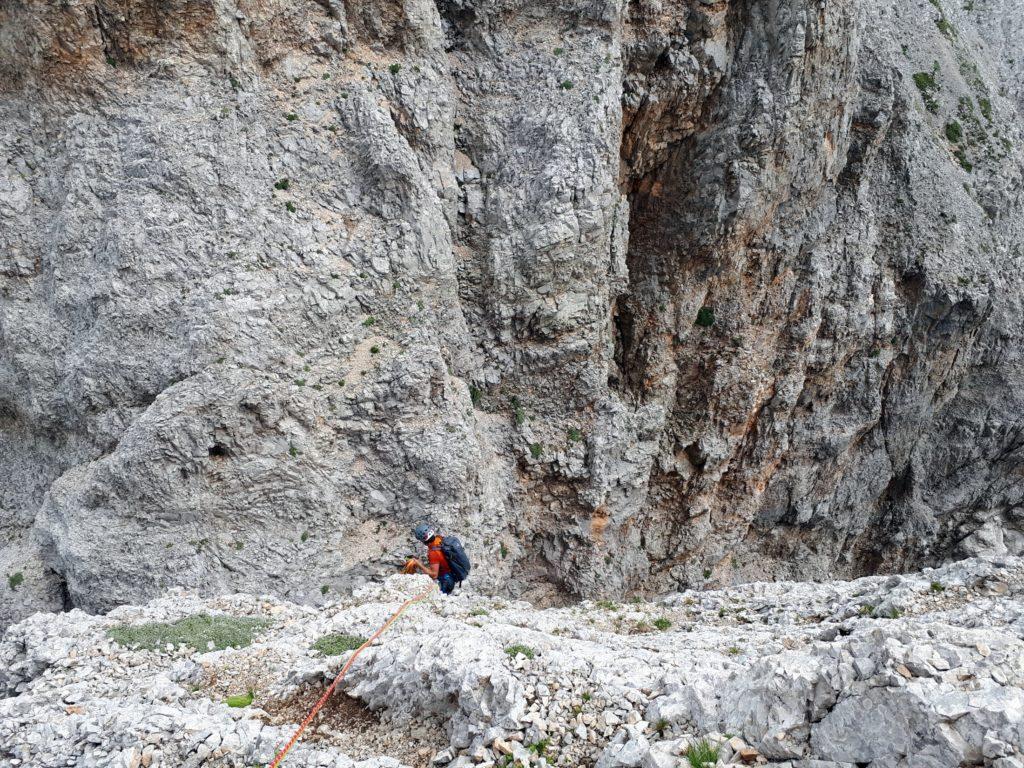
[2,0,1022,626]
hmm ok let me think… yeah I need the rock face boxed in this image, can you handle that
[2,558,1023,768]
[2,0,1024,624]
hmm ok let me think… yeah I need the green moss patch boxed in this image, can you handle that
[311,633,367,656]
[107,614,270,652]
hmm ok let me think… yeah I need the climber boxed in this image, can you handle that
[402,523,471,595]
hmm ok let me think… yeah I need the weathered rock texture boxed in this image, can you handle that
[2,558,1023,768]
[2,0,1023,624]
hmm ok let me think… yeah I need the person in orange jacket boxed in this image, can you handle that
[403,523,457,594]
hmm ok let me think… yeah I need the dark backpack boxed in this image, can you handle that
[439,536,471,582]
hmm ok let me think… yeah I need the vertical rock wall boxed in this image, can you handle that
[1,0,1022,626]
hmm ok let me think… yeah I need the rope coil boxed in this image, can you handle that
[268,582,438,768]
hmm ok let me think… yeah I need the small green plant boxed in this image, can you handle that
[505,644,535,660]
[274,178,290,191]
[655,718,670,735]
[513,407,526,426]
[234,541,244,550]
[596,600,617,610]
[913,70,940,113]
[285,201,296,213]
[559,80,574,90]
[312,633,366,656]
[499,542,509,559]
[389,63,401,74]
[567,426,583,442]
[695,307,715,327]
[581,691,591,702]
[294,378,306,387]
[323,73,330,80]
[702,568,712,579]
[954,147,973,172]
[888,607,903,619]
[553,47,564,55]
[289,442,299,458]
[320,585,330,596]
[225,690,254,708]
[108,614,270,652]
[300,530,309,543]
[285,112,299,121]
[8,572,24,590]
[930,580,945,593]
[469,385,483,407]
[370,345,380,354]
[527,739,550,757]
[470,608,488,616]
[685,738,718,768]
[978,97,993,122]
[945,121,963,143]
[362,316,376,326]
[529,442,542,459]
[859,604,874,616]
[653,617,671,631]
[726,646,742,655]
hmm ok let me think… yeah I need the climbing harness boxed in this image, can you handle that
[267,582,438,768]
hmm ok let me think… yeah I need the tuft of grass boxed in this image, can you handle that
[285,112,299,121]
[312,633,366,656]
[274,178,290,191]
[499,542,509,559]
[567,426,583,442]
[685,738,718,768]
[389,63,401,75]
[321,584,330,595]
[370,345,380,354]
[513,407,526,426]
[289,441,299,458]
[653,617,671,631]
[8,572,24,590]
[553,47,564,55]
[581,691,591,702]
[505,644,535,660]
[930,580,945,593]
[285,201,296,213]
[695,307,715,327]
[362,316,376,326]
[108,614,270,652]
[300,530,309,543]
[726,646,742,655]
[559,80,574,90]
[529,442,542,459]
[945,121,963,143]
[596,600,617,610]
[702,567,712,579]
[470,608,488,616]
[225,690,254,708]
[859,604,874,616]
[469,385,483,407]
[655,718,670,735]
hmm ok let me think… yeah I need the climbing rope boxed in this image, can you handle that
[267,582,438,768]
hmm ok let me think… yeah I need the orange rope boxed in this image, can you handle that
[267,582,438,768]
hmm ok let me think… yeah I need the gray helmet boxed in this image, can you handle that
[412,522,436,543]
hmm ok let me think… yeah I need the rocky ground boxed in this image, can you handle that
[2,557,1022,768]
